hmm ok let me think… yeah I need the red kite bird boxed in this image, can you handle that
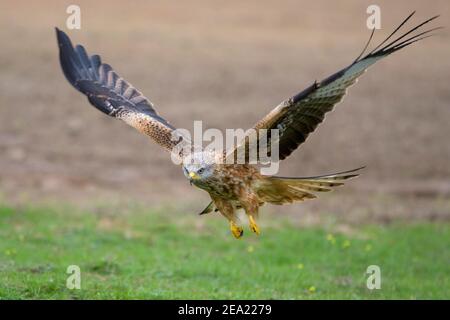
[56,12,439,238]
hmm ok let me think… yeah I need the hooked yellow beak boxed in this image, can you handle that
[189,172,200,180]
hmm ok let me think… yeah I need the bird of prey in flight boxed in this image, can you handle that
[56,12,439,238]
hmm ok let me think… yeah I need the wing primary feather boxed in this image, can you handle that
[367,11,416,56]
[353,27,376,63]
[390,33,440,52]
[385,27,443,52]
[368,15,440,57]
[90,54,101,78]
[75,45,93,79]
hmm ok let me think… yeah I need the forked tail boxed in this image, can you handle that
[257,167,364,205]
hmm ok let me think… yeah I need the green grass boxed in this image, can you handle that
[0,205,448,299]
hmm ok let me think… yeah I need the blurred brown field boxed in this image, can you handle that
[0,0,449,223]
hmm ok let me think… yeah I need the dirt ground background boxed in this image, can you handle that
[0,0,449,224]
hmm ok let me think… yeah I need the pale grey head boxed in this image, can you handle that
[182,151,217,183]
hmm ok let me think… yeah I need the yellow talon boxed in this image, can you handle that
[249,216,260,235]
[230,222,243,239]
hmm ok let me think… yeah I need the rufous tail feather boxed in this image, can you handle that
[257,167,364,205]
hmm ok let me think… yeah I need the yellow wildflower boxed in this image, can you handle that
[342,240,351,249]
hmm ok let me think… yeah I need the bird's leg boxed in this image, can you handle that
[212,197,243,239]
[248,215,260,235]
[241,199,260,235]
[229,220,244,239]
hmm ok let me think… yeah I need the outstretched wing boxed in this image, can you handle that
[56,28,188,159]
[227,13,440,162]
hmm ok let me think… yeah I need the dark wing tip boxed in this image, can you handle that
[55,27,71,48]
[56,28,83,90]
[363,13,441,60]
[54,27,162,120]
[56,28,98,92]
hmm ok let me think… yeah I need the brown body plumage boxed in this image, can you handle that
[56,12,440,238]
[192,160,361,237]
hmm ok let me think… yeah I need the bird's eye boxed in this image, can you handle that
[198,168,204,174]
